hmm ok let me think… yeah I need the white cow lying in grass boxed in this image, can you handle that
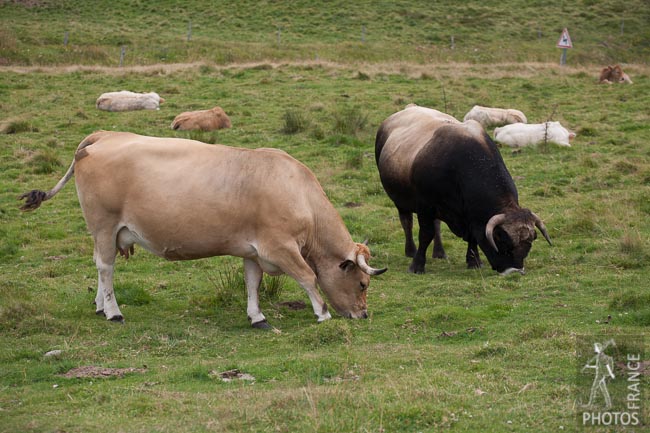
[463,105,527,129]
[96,91,164,112]
[494,122,576,147]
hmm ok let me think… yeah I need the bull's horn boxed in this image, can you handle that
[485,213,507,252]
[356,254,387,276]
[531,212,552,246]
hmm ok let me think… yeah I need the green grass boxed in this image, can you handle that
[1,2,650,433]
[1,0,649,66]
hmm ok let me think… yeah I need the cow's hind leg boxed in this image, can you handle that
[243,258,271,329]
[93,230,124,322]
[398,209,417,258]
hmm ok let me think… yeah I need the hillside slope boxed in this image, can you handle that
[1,0,648,66]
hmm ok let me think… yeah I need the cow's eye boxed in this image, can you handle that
[360,282,368,291]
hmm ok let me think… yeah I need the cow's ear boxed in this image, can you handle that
[339,259,356,272]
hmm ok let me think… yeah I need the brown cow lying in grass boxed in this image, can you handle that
[171,106,232,131]
[599,65,633,84]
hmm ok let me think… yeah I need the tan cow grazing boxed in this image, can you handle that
[96,91,165,112]
[599,65,633,84]
[463,105,528,129]
[19,131,386,328]
[171,106,232,131]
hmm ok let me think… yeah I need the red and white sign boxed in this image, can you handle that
[557,28,573,48]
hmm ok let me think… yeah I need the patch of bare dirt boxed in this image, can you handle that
[60,366,146,379]
[3,0,47,7]
[616,360,650,376]
[277,300,307,310]
[2,61,648,79]
[210,369,255,382]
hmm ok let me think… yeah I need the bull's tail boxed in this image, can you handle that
[18,131,106,211]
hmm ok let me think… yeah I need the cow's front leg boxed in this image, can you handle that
[294,272,331,323]
[243,258,270,329]
[398,209,417,258]
[466,241,482,269]
[432,219,447,259]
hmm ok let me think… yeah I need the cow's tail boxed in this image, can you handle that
[18,131,105,211]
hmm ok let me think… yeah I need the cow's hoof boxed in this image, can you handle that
[432,251,448,259]
[408,263,425,274]
[252,320,271,330]
[95,310,106,317]
[109,315,125,324]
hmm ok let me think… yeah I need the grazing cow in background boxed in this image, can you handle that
[494,122,576,147]
[375,104,551,275]
[463,105,528,129]
[171,106,232,131]
[599,65,633,84]
[96,91,164,112]
[19,131,386,328]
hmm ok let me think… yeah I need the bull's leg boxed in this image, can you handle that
[409,212,436,274]
[398,209,417,258]
[466,241,482,269]
[93,230,124,322]
[432,219,447,259]
[243,258,270,329]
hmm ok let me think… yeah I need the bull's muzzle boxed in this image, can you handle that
[500,267,525,276]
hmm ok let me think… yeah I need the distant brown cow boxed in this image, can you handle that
[171,106,232,131]
[599,65,633,84]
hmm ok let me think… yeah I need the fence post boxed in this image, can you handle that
[119,45,126,67]
[450,35,455,49]
[63,31,69,46]
[277,26,281,47]
[188,20,192,41]
[361,25,366,43]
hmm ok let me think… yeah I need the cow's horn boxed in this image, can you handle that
[485,213,507,252]
[356,254,387,276]
[531,212,552,246]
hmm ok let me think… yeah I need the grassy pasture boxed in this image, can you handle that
[1,61,649,432]
[1,1,650,432]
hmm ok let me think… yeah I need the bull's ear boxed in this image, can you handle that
[339,260,356,272]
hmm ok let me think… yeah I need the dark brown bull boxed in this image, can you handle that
[375,105,551,275]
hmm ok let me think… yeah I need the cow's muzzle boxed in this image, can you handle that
[348,310,368,319]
